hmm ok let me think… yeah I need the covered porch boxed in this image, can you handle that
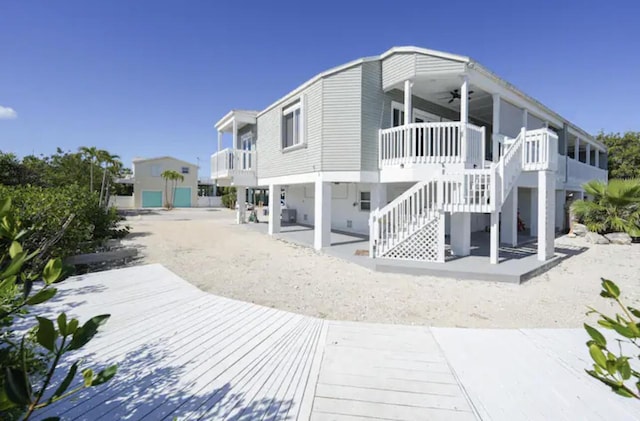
[211,110,258,186]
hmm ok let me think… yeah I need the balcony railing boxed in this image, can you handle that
[379,122,486,169]
[567,158,607,184]
[210,148,256,179]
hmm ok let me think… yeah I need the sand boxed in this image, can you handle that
[121,208,640,328]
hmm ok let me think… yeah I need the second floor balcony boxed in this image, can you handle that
[210,148,257,186]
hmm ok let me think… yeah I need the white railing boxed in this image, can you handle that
[498,130,524,200]
[210,148,256,178]
[379,122,485,168]
[522,129,558,171]
[441,169,494,213]
[567,158,607,184]
[369,180,440,258]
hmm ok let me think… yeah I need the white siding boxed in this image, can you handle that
[361,61,385,171]
[381,53,416,90]
[415,54,466,74]
[382,53,466,90]
[256,80,322,178]
[322,66,362,171]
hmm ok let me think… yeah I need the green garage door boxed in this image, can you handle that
[174,187,192,207]
[142,191,163,208]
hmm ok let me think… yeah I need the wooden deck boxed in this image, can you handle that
[35,264,640,420]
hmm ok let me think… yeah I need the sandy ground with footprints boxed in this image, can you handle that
[120,208,640,328]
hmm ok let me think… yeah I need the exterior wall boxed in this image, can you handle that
[284,182,373,235]
[132,158,198,208]
[197,196,223,207]
[361,61,385,171]
[237,124,257,149]
[527,114,546,130]
[256,79,322,179]
[322,66,362,171]
[381,52,466,90]
[499,99,524,138]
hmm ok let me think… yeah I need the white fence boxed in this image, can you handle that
[109,195,134,208]
[197,196,223,208]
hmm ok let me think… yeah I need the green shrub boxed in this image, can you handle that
[0,185,128,266]
[572,179,640,236]
[585,279,640,399]
[0,198,117,419]
[221,187,237,209]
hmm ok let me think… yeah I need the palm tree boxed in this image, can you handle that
[78,146,99,192]
[101,155,123,208]
[571,179,640,236]
[161,170,184,209]
[97,151,121,207]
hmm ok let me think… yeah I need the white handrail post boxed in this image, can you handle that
[378,129,383,169]
[481,126,486,168]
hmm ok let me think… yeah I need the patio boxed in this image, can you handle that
[244,222,586,283]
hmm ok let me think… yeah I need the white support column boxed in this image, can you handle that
[595,148,600,168]
[314,180,332,250]
[268,184,281,235]
[522,108,528,131]
[586,143,591,165]
[537,170,556,261]
[460,76,469,124]
[403,80,412,125]
[492,94,501,161]
[232,119,238,150]
[236,186,247,224]
[217,131,222,152]
[490,211,499,264]
[575,137,580,161]
[500,187,518,246]
[450,212,471,256]
[371,183,387,209]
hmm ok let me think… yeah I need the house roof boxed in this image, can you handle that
[214,109,260,131]
[132,156,198,168]
[254,46,601,146]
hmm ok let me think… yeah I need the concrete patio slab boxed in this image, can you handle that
[243,222,586,283]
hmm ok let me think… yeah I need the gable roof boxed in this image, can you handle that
[255,46,600,146]
[132,156,198,168]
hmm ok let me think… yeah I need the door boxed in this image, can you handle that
[173,187,192,207]
[142,191,163,208]
[241,133,252,170]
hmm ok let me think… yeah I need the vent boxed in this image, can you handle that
[346,220,353,228]
[303,214,308,221]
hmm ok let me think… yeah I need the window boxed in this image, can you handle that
[282,99,303,149]
[151,165,162,177]
[359,191,371,211]
[181,166,190,174]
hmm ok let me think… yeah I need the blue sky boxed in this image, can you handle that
[1,0,638,177]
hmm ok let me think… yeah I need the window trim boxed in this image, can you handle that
[281,96,306,152]
[359,190,371,212]
[180,166,190,175]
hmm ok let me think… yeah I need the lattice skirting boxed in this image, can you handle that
[382,213,444,262]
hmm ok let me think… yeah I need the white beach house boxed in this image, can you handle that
[211,46,607,264]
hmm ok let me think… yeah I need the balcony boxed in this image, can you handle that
[379,122,486,176]
[210,148,257,186]
[567,157,607,187]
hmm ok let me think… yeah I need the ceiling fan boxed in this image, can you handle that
[445,89,474,104]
